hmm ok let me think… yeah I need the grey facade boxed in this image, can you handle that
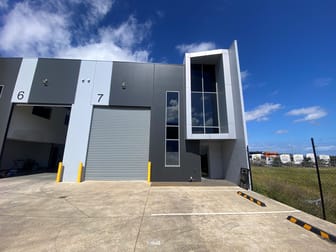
[0,41,249,185]
[29,58,80,104]
[0,58,22,161]
[150,64,201,181]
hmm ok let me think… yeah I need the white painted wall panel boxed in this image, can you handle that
[91,61,112,105]
[222,51,236,139]
[11,58,37,103]
[229,41,248,144]
[224,41,249,185]
[62,60,95,182]
[185,56,192,139]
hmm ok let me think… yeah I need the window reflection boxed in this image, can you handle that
[191,64,202,91]
[205,127,219,133]
[166,91,180,166]
[167,92,178,125]
[166,140,179,166]
[191,64,219,134]
[191,93,203,126]
[203,65,216,92]
[192,127,204,133]
[204,93,218,126]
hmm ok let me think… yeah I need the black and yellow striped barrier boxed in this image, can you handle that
[287,216,336,243]
[237,191,266,207]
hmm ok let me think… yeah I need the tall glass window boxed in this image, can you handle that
[191,64,219,134]
[165,91,180,166]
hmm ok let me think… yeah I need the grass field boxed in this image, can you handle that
[251,166,336,224]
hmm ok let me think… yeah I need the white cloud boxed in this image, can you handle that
[176,42,216,54]
[0,0,8,9]
[0,0,152,62]
[89,0,113,16]
[99,16,151,48]
[75,0,114,29]
[167,98,178,124]
[57,42,150,62]
[286,106,327,122]
[317,145,336,151]
[240,70,249,82]
[245,103,281,122]
[58,16,151,61]
[314,77,332,87]
[303,145,336,153]
[241,70,250,90]
[275,129,288,134]
[0,2,71,56]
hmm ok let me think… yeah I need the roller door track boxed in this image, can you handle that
[85,108,150,180]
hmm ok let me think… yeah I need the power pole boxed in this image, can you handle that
[311,137,326,220]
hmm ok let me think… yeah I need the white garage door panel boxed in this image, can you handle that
[85,108,150,180]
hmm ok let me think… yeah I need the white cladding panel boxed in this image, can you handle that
[185,50,237,139]
[91,61,112,105]
[62,60,95,181]
[11,58,37,103]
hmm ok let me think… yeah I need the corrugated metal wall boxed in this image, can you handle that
[85,107,150,180]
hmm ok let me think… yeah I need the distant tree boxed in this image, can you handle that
[272,157,282,167]
[302,157,313,167]
[318,158,329,167]
[329,156,336,167]
[252,157,266,167]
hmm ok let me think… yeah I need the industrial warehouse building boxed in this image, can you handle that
[0,41,249,184]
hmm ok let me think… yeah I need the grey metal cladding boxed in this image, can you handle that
[149,64,201,182]
[29,58,80,104]
[85,107,150,180]
[0,58,22,156]
[110,62,154,107]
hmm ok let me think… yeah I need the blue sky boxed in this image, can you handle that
[0,0,335,154]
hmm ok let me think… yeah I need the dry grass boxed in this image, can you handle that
[252,166,336,224]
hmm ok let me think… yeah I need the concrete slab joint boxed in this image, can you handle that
[0,175,335,251]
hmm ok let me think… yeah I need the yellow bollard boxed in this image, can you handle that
[147,161,151,183]
[56,162,63,183]
[77,162,83,183]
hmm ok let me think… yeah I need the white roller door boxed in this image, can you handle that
[85,107,150,180]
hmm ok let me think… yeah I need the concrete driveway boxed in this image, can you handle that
[0,173,335,251]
